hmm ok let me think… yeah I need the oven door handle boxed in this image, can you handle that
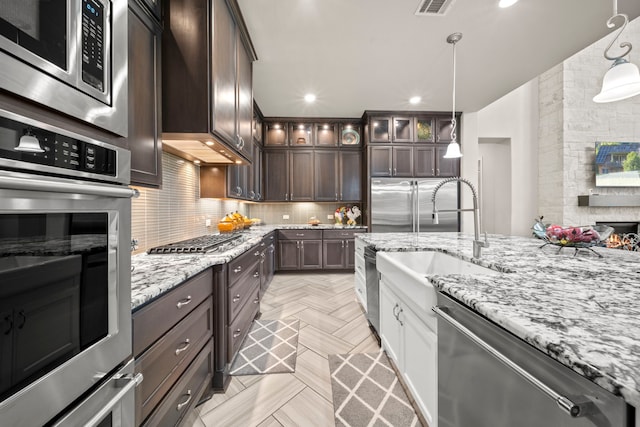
[433,305,592,418]
[0,175,139,199]
[83,373,143,427]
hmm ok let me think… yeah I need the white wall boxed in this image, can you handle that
[460,79,539,237]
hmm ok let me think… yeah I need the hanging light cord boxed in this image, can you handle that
[604,0,631,61]
[450,39,458,143]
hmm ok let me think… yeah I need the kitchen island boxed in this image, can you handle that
[357,232,640,413]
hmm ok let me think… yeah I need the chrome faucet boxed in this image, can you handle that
[431,177,489,258]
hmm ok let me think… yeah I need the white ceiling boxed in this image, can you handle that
[237,0,640,118]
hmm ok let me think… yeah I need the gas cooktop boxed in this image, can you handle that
[147,234,243,254]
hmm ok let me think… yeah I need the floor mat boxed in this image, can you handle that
[328,352,422,427]
[230,318,299,375]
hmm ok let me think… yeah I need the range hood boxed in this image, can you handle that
[162,133,246,165]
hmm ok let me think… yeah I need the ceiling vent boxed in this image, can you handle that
[415,0,457,16]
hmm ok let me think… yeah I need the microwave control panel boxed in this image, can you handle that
[81,0,106,92]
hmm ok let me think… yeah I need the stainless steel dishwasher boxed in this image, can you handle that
[434,292,630,427]
[364,246,381,345]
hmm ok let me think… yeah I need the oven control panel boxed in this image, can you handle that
[0,115,116,177]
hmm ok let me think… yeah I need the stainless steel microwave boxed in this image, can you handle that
[0,0,128,137]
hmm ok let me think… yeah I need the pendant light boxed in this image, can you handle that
[444,32,462,158]
[593,0,640,103]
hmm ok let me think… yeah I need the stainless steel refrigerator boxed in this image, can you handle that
[370,178,459,232]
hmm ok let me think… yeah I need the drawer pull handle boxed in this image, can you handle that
[175,339,191,355]
[253,297,259,304]
[254,251,261,256]
[341,233,349,236]
[176,389,192,411]
[233,294,241,303]
[295,233,305,237]
[176,296,192,309]
[253,271,260,278]
[261,242,266,247]
[234,266,242,273]
[233,329,242,338]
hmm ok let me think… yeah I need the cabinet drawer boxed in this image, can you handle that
[142,339,213,427]
[228,246,262,287]
[133,269,212,356]
[135,299,213,424]
[323,229,365,240]
[228,286,260,361]
[228,267,261,324]
[278,229,323,240]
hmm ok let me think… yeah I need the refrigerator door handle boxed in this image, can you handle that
[415,181,420,233]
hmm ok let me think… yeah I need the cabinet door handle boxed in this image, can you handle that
[340,193,343,200]
[341,241,344,248]
[253,271,260,278]
[233,294,241,303]
[175,338,191,356]
[16,310,26,329]
[3,315,12,335]
[437,168,440,175]
[394,168,397,175]
[388,168,391,175]
[260,242,266,247]
[254,297,259,304]
[176,296,192,309]
[291,192,294,199]
[176,390,192,412]
[301,241,304,248]
[234,266,242,273]
[233,328,242,338]
[345,241,349,250]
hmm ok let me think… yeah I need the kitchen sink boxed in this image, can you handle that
[379,250,500,277]
[376,251,500,319]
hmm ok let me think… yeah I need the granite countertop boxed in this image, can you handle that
[357,232,640,408]
[131,224,367,310]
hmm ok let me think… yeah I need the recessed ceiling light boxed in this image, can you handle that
[498,0,519,7]
[205,141,214,146]
[235,160,242,164]
[193,160,201,165]
[409,96,422,105]
[304,93,316,103]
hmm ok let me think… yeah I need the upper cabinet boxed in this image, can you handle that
[365,112,460,145]
[162,0,256,163]
[264,119,361,147]
[127,0,163,188]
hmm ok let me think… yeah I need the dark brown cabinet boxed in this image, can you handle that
[264,122,288,146]
[436,117,455,143]
[369,116,392,143]
[289,123,314,147]
[162,0,255,162]
[264,150,314,201]
[264,150,289,201]
[414,145,436,177]
[339,123,362,147]
[414,116,435,143]
[290,151,314,201]
[315,123,339,146]
[127,0,163,188]
[250,142,263,200]
[258,233,276,298]
[277,230,323,270]
[369,146,413,177]
[322,230,364,270]
[315,151,361,202]
[393,117,413,142]
[132,269,214,426]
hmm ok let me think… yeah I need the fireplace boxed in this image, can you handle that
[595,222,640,251]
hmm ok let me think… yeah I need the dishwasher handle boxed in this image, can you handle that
[433,305,592,419]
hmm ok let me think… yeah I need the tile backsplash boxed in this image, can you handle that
[131,152,365,253]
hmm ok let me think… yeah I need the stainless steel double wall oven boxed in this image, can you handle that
[0,109,139,426]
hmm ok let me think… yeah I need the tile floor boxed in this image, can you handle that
[185,272,380,427]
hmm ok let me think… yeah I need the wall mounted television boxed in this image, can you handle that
[595,141,640,187]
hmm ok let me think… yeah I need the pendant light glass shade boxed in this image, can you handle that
[593,59,640,103]
[443,141,462,158]
[14,133,44,153]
